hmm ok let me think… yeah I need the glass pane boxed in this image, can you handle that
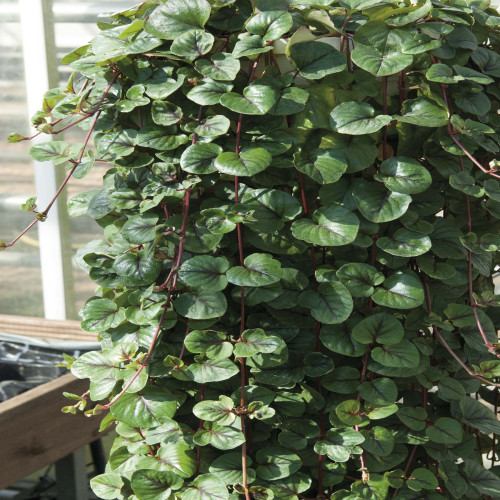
[0,0,44,317]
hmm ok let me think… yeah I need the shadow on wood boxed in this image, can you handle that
[0,372,107,490]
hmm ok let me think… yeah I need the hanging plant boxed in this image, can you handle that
[5,0,500,498]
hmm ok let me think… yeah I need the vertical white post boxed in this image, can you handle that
[19,0,67,320]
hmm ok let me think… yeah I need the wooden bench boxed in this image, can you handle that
[0,315,105,498]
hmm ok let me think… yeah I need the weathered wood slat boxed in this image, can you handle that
[0,373,106,489]
[0,314,97,342]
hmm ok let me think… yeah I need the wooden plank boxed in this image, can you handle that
[0,314,97,342]
[0,373,108,490]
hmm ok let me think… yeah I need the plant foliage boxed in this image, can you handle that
[6,0,500,498]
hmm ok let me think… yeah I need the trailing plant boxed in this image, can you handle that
[5,0,500,498]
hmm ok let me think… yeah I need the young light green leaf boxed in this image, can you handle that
[181,474,229,500]
[90,473,124,500]
[187,358,239,383]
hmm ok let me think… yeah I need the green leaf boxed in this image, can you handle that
[80,298,125,332]
[192,115,230,138]
[182,474,228,500]
[113,251,163,287]
[174,290,227,319]
[170,29,214,60]
[289,41,346,79]
[152,101,183,126]
[336,263,384,298]
[184,330,233,359]
[377,228,432,257]
[352,313,404,345]
[194,422,245,450]
[449,171,484,198]
[256,447,302,480]
[30,141,71,165]
[137,126,188,151]
[459,396,500,434]
[178,255,229,291]
[241,188,302,233]
[352,22,413,76]
[398,98,449,127]
[215,148,272,176]
[372,270,424,309]
[232,35,272,59]
[299,282,353,325]
[291,205,359,246]
[371,340,420,368]
[145,0,211,39]
[180,143,222,174]
[320,323,368,358]
[270,86,309,115]
[187,79,233,105]
[407,468,439,491]
[426,63,463,84]
[195,53,240,81]
[377,156,432,194]
[122,214,158,244]
[187,358,239,383]
[247,11,293,42]
[295,149,348,184]
[155,442,196,477]
[359,378,398,405]
[193,395,236,426]
[95,130,137,160]
[227,253,282,287]
[220,85,277,115]
[209,452,256,485]
[336,399,363,425]
[90,473,124,499]
[322,366,361,393]
[361,426,394,457]
[330,102,392,135]
[397,406,427,431]
[110,386,178,427]
[425,417,463,444]
[464,461,500,497]
[315,428,364,463]
[234,328,281,357]
[401,34,441,55]
[131,470,183,500]
[353,182,411,223]
[71,351,120,381]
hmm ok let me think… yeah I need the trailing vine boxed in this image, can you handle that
[5,0,500,499]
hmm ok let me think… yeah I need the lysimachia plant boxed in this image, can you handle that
[5,0,500,498]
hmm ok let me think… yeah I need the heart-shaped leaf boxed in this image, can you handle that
[170,29,214,60]
[295,149,348,184]
[330,102,392,135]
[353,182,412,223]
[152,101,183,126]
[215,148,272,176]
[131,470,183,500]
[178,255,230,291]
[372,270,425,309]
[181,473,229,500]
[359,377,398,405]
[299,282,353,325]
[227,253,283,287]
[145,0,211,39]
[233,328,281,357]
[174,290,227,319]
[371,340,420,368]
[220,85,277,115]
[377,156,432,194]
[187,359,239,383]
[180,143,222,174]
[247,10,293,42]
[291,205,360,246]
[398,98,449,127]
[193,395,236,426]
[336,263,385,298]
[184,330,233,359]
[256,447,302,480]
[289,41,346,79]
[377,228,432,257]
[352,313,404,345]
[195,53,240,81]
